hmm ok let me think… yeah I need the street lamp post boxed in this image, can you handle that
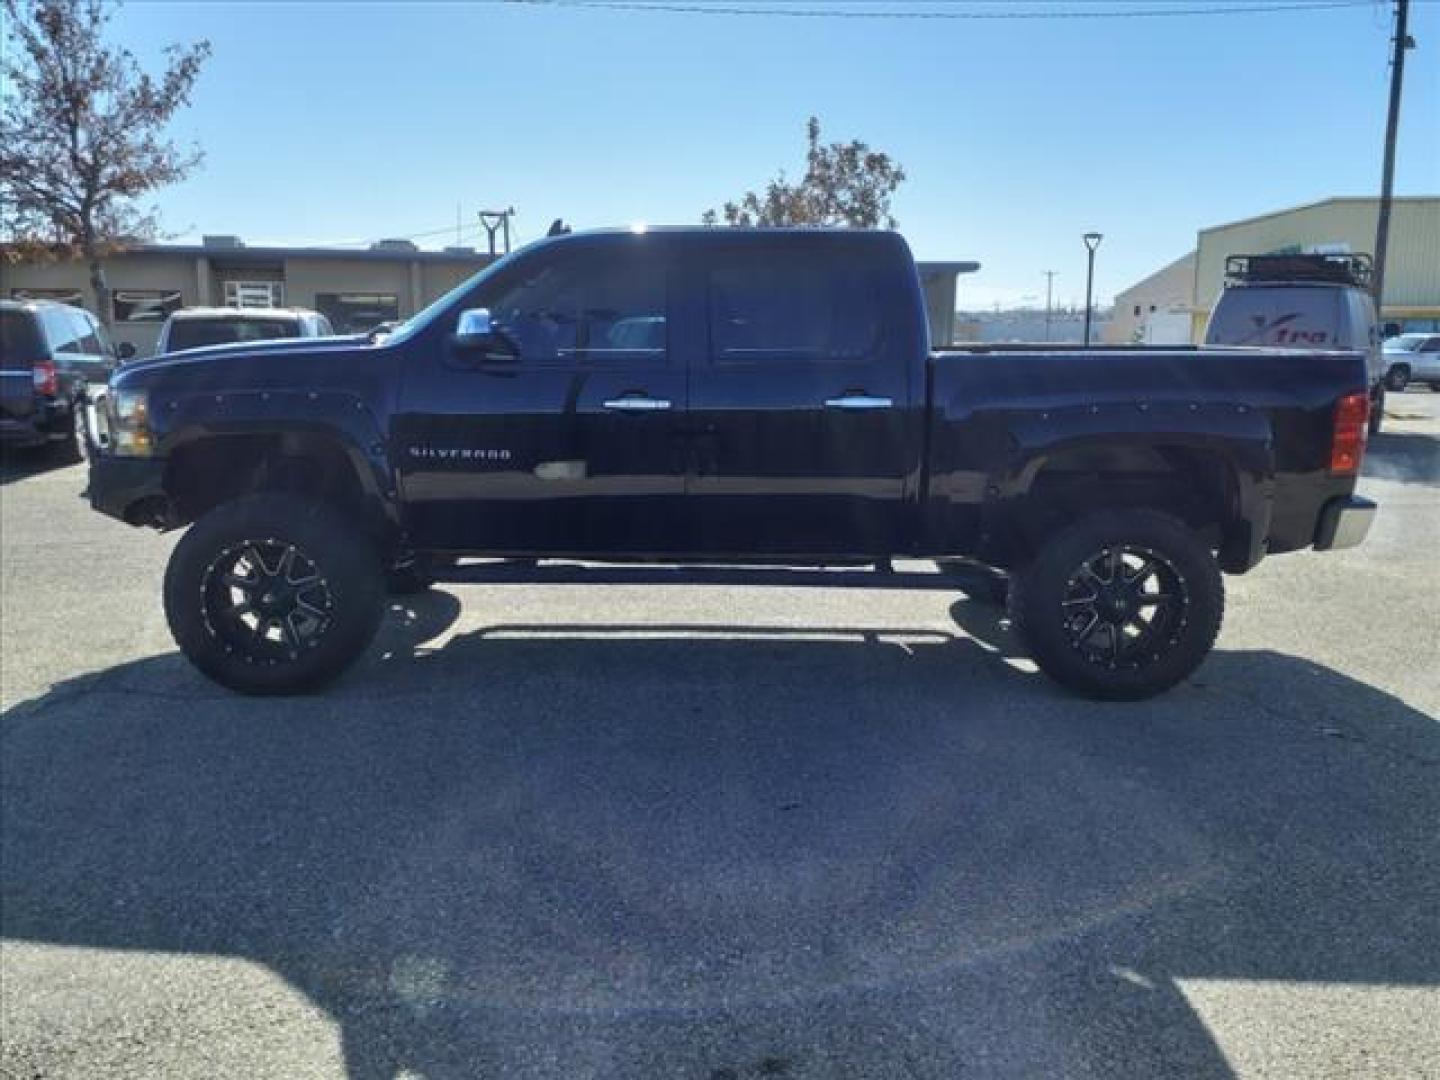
[1082,232,1103,347]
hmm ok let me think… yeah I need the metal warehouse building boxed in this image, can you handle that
[0,234,978,356]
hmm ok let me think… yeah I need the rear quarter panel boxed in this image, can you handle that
[927,345,1368,559]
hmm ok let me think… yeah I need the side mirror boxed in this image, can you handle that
[453,307,517,362]
[455,307,493,345]
[117,341,137,361]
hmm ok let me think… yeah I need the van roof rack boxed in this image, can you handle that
[1224,252,1372,288]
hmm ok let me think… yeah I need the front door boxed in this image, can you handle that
[682,237,920,557]
[393,236,688,555]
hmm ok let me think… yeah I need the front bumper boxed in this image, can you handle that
[1313,494,1377,551]
[86,452,169,525]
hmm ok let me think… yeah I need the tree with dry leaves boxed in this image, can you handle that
[702,117,907,229]
[0,0,210,322]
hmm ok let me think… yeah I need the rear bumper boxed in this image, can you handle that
[87,453,169,525]
[1,401,71,447]
[1313,494,1377,551]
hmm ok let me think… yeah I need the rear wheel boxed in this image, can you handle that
[164,493,385,694]
[1009,510,1223,701]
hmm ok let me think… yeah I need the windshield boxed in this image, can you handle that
[1384,334,1427,352]
[165,318,301,353]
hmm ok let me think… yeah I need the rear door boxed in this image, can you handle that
[682,235,921,556]
[394,234,689,554]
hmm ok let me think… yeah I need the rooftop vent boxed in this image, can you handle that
[370,239,419,253]
[202,234,244,249]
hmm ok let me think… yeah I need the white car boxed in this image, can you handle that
[1382,333,1440,391]
[155,307,334,356]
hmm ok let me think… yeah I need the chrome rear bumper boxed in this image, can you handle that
[1314,495,1377,551]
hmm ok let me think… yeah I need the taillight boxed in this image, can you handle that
[1329,391,1369,476]
[32,360,58,397]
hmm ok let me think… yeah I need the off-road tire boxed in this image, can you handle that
[164,493,385,694]
[1008,509,1224,701]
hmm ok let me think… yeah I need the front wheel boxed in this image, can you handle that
[1384,365,1410,392]
[1008,510,1224,701]
[164,494,385,694]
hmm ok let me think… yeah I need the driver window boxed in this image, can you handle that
[485,252,666,365]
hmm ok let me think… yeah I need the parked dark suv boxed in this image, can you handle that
[1,299,125,462]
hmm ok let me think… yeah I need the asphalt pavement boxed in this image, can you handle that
[2,394,1438,1079]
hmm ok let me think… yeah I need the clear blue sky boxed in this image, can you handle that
[102,0,1439,307]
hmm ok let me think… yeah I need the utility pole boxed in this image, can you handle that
[1043,270,1057,341]
[479,207,516,256]
[1372,0,1412,324]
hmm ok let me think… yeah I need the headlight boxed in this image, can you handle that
[108,389,154,456]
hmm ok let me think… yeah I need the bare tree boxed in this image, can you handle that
[702,117,907,229]
[0,0,210,322]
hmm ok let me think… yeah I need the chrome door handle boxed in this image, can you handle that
[824,394,893,410]
[603,395,672,412]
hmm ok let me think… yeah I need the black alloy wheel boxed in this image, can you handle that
[1060,544,1187,671]
[201,540,335,664]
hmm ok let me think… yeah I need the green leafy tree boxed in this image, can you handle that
[703,116,907,229]
[0,0,210,322]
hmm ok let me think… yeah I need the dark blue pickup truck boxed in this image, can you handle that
[86,228,1376,700]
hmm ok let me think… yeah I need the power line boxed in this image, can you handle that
[497,0,1373,20]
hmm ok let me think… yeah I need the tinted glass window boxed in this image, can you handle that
[42,309,84,354]
[485,252,667,364]
[166,318,301,352]
[1205,287,1341,348]
[708,254,881,362]
[0,309,47,366]
[71,310,104,354]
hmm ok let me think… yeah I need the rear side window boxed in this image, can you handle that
[1205,287,1341,348]
[0,309,47,366]
[707,254,882,363]
[165,318,301,352]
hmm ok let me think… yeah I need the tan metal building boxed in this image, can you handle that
[1190,196,1440,339]
[1,234,979,356]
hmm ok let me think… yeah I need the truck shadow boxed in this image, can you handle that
[3,593,1437,1079]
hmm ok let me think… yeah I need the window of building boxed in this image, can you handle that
[315,293,400,335]
[707,255,880,363]
[1133,305,1141,317]
[11,288,85,308]
[223,281,284,309]
[483,254,667,364]
[113,289,183,323]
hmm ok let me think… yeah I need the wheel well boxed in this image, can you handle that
[992,444,1240,567]
[164,432,386,538]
